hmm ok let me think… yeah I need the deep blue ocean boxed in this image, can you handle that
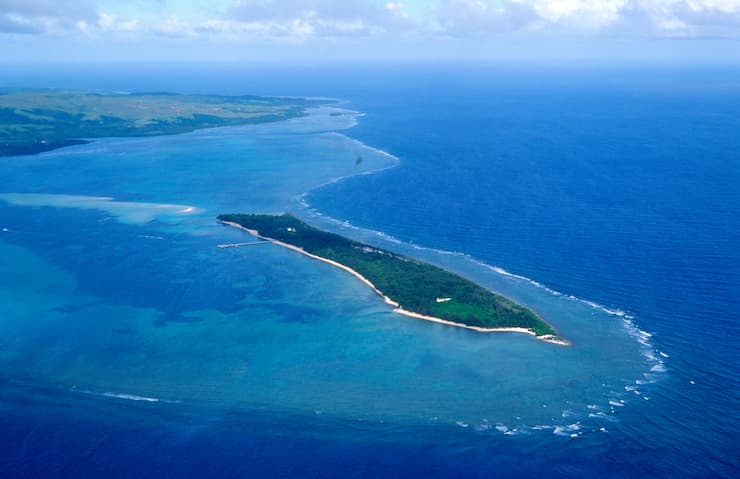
[0,63,738,477]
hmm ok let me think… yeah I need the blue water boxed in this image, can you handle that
[0,64,738,477]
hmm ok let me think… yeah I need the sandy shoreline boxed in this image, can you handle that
[219,220,570,346]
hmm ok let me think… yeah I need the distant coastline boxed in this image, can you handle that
[0,90,329,157]
[219,215,569,346]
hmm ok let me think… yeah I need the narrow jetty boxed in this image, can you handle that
[217,241,268,249]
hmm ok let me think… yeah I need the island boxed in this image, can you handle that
[219,213,569,345]
[0,89,328,157]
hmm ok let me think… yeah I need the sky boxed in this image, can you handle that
[2,0,740,63]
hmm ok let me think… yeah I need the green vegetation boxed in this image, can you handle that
[219,213,562,340]
[0,89,329,156]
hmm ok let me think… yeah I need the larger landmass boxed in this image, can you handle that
[0,89,328,157]
[219,213,568,345]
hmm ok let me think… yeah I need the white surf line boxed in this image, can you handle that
[219,220,569,346]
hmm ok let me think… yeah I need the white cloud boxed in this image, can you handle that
[223,0,415,37]
[149,0,740,42]
[434,0,740,37]
[152,16,195,38]
[436,0,539,35]
[0,0,98,34]
[0,13,44,34]
[98,13,138,32]
[532,0,628,28]
[2,0,740,47]
[0,0,143,36]
[632,0,740,36]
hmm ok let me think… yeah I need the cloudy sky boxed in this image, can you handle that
[2,0,740,62]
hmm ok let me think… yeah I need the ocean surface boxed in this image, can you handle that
[0,63,738,477]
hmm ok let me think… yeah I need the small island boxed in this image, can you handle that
[0,90,328,157]
[219,213,568,345]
